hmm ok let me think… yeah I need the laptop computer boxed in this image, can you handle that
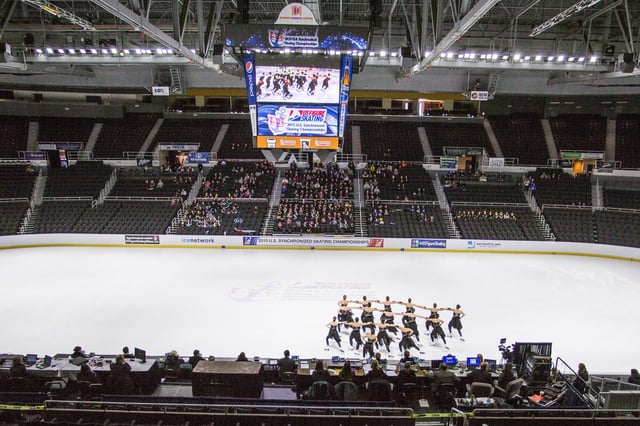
[24,354,38,366]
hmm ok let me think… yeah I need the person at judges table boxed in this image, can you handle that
[78,363,100,383]
[326,316,344,350]
[629,369,640,385]
[121,346,134,360]
[311,360,331,383]
[365,359,388,382]
[432,362,460,400]
[188,349,205,368]
[236,352,249,362]
[106,355,134,395]
[9,356,28,378]
[339,360,355,382]
[467,361,493,385]
[447,304,465,341]
[278,349,297,378]
[71,346,90,359]
[497,361,516,389]
[165,350,183,370]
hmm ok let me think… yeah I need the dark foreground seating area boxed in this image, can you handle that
[3,351,638,426]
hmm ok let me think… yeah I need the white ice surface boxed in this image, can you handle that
[1,247,638,376]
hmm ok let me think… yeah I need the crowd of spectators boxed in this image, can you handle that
[201,160,275,199]
[274,199,354,234]
[361,161,434,201]
[281,162,353,200]
[180,200,253,230]
[368,202,438,226]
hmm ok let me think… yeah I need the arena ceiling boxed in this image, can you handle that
[0,0,639,93]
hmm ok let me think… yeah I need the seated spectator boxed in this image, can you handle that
[277,349,297,379]
[311,360,331,383]
[78,363,100,383]
[236,352,249,362]
[629,369,640,385]
[467,361,493,385]
[188,349,204,368]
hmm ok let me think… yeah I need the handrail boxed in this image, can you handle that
[450,407,469,426]
[449,201,529,208]
[555,356,597,408]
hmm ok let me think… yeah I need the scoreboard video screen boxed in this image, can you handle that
[244,52,352,150]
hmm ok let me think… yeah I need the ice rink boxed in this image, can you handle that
[2,246,639,376]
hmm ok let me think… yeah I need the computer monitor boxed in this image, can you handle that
[134,347,146,363]
[431,359,443,369]
[25,354,37,366]
[291,355,300,362]
[442,355,457,366]
[269,359,278,366]
[485,359,497,371]
[42,355,52,368]
[466,357,481,368]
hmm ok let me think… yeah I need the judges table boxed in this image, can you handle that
[0,354,161,395]
[294,361,501,398]
[192,361,263,398]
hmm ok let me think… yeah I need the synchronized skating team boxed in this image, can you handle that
[326,296,465,359]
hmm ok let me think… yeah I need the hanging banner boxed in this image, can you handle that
[338,54,353,139]
[243,53,258,137]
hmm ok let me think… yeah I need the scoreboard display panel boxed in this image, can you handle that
[244,52,351,150]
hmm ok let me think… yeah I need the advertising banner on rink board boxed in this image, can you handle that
[242,236,384,248]
[256,135,339,150]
